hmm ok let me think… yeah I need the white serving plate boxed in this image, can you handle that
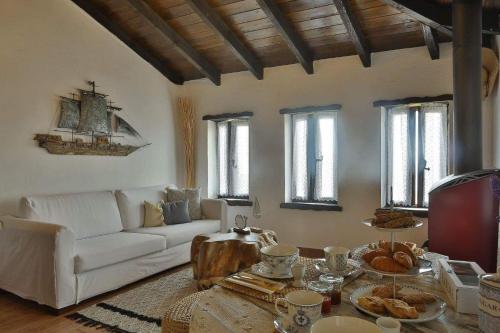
[361,218,423,232]
[314,259,361,277]
[350,284,447,324]
[360,258,433,277]
[251,262,293,279]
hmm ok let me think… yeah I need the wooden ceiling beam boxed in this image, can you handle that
[380,0,452,37]
[256,0,314,74]
[124,0,221,85]
[185,0,264,80]
[332,0,371,67]
[71,0,184,85]
[421,24,439,60]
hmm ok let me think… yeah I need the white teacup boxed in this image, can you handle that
[376,317,401,333]
[275,290,323,332]
[260,244,299,276]
[324,246,350,272]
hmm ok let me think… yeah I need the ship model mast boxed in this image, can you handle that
[34,81,150,156]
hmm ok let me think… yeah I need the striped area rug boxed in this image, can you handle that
[67,267,197,333]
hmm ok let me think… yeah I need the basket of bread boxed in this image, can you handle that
[360,241,432,276]
[351,283,446,323]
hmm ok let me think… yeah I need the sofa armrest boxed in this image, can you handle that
[0,216,76,309]
[201,199,228,232]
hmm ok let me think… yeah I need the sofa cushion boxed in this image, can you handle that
[115,186,167,230]
[166,187,202,220]
[75,232,166,273]
[127,220,220,248]
[162,200,191,225]
[20,191,123,240]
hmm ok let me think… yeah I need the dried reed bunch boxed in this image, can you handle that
[177,97,196,188]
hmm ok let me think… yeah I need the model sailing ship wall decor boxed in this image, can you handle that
[35,81,150,156]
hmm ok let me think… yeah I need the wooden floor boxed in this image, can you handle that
[0,248,322,333]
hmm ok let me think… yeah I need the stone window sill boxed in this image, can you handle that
[280,202,343,211]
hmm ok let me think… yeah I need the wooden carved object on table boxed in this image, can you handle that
[191,230,278,290]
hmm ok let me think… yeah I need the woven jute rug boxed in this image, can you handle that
[67,267,197,333]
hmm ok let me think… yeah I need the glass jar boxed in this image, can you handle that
[330,276,344,305]
[479,267,500,333]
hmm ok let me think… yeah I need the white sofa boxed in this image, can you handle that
[0,186,226,309]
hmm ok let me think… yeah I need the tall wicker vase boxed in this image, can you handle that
[177,97,196,188]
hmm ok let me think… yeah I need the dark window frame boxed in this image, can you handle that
[290,112,338,205]
[215,118,250,200]
[383,103,450,208]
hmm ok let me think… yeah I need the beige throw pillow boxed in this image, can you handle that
[143,201,165,227]
[166,187,202,220]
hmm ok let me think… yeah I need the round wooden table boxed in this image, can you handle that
[190,230,277,290]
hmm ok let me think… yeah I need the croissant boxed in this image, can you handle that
[362,248,391,263]
[401,293,436,305]
[379,241,418,265]
[358,296,386,314]
[372,284,402,298]
[370,256,408,273]
[383,299,419,319]
[393,251,413,270]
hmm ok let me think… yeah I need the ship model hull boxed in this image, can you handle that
[35,134,140,156]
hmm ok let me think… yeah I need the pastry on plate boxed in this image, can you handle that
[400,293,436,305]
[372,284,402,298]
[358,296,386,314]
[370,256,408,273]
[414,303,427,312]
[382,216,416,228]
[373,211,411,225]
[362,248,391,263]
[383,299,419,319]
[393,251,413,270]
[379,241,418,265]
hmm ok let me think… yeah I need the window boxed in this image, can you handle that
[216,119,249,198]
[290,111,338,203]
[383,102,450,207]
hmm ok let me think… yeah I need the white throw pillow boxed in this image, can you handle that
[166,187,202,220]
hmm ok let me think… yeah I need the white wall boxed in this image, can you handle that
[187,44,468,249]
[0,0,179,214]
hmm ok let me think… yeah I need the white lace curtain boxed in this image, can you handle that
[422,103,448,205]
[386,103,448,206]
[230,120,249,197]
[386,105,412,206]
[315,112,337,201]
[291,112,337,201]
[217,119,249,197]
[291,114,308,200]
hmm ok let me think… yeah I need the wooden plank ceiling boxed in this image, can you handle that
[71,0,497,85]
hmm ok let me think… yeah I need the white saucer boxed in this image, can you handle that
[314,259,361,277]
[251,262,293,279]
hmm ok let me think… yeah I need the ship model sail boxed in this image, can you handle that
[35,81,149,156]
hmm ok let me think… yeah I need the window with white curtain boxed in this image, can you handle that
[290,111,338,203]
[216,119,249,198]
[383,102,450,207]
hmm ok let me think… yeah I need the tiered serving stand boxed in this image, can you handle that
[349,217,447,323]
